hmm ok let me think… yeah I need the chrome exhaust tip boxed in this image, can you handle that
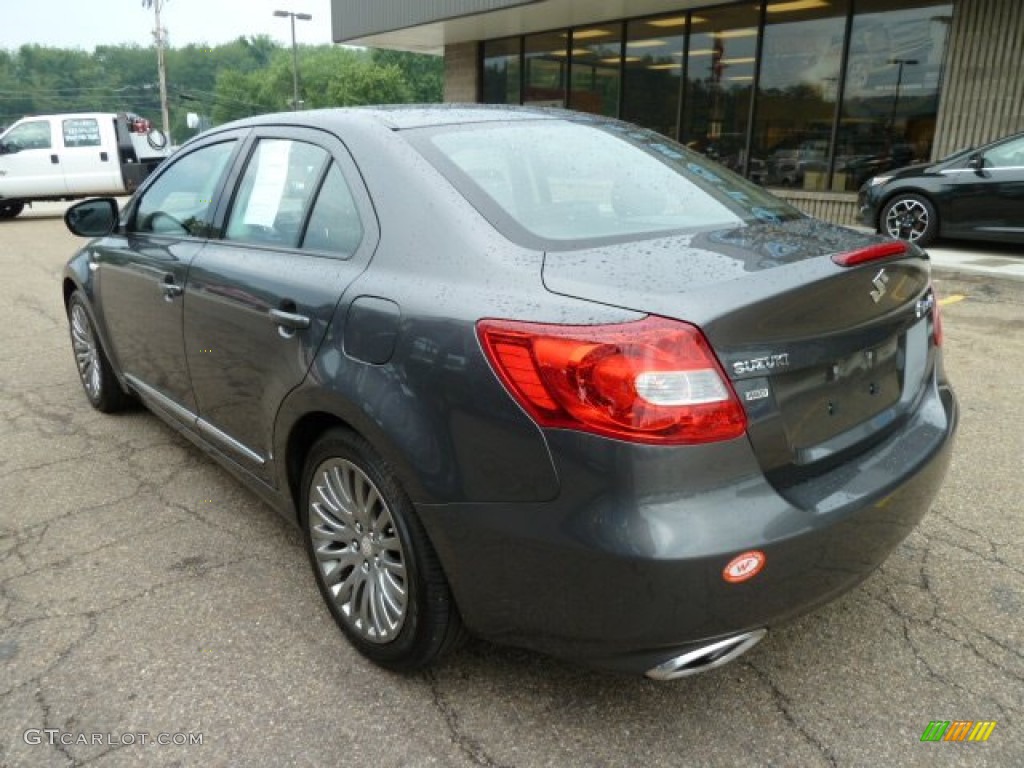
[645,629,767,681]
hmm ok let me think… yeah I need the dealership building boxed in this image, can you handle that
[331,0,1024,226]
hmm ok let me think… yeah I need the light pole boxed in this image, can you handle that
[274,10,312,110]
[888,58,918,140]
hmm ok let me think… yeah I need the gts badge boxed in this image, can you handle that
[733,353,790,376]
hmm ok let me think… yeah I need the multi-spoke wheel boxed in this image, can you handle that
[881,193,938,247]
[67,291,130,412]
[309,457,408,643]
[301,429,463,670]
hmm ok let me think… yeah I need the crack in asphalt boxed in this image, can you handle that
[930,512,1024,579]
[424,668,514,768]
[745,661,839,768]
[867,554,1021,717]
[36,686,78,767]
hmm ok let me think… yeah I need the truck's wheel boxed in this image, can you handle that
[0,202,25,219]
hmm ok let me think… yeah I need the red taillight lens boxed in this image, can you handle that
[831,241,907,267]
[476,316,747,445]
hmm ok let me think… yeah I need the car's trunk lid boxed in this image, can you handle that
[541,218,937,475]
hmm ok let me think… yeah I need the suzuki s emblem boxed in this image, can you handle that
[870,268,889,303]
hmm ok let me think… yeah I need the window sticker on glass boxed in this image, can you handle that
[243,141,292,228]
[63,119,101,148]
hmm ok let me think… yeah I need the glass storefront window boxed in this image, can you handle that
[621,15,686,139]
[525,32,568,106]
[568,25,622,116]
[753,0,849,191]
[836,1,952,191]
[681,4,760,178]
[478,1,953,195]
[482,37,522,105]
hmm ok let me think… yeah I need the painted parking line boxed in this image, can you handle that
[939,294,966,307]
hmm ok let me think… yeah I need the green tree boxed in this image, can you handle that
[0,39,435,139]
[370,49,443,103]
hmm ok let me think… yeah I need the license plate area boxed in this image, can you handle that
[772,334,902,452]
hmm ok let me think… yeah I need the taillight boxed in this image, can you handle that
[931,286,943,346]
[476,316,747,445]
[831,241,907,267]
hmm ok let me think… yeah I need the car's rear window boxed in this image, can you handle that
[408,118,801,250]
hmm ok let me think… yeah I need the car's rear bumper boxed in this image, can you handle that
[418,380,957,675]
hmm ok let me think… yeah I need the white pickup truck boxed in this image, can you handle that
[0,112,171,219]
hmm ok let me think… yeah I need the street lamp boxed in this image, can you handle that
[888,58,918,139]
[274,10,312,109]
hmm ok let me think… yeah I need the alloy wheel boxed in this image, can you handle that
[70,303,102,401]
[884,197,930,242]
[308,458,408,643]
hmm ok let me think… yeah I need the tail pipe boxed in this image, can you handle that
[645,629,767,681]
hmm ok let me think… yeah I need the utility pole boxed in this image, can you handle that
[143,0,171,141]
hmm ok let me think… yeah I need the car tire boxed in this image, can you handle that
[67,292,131,413]
[0,201,25,219]
[881,193,938,247]
[300,428,464,671]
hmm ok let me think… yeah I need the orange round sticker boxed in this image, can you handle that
[722,551,766,583]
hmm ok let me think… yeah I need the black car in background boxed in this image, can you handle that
[62,106,957,679]
[860,131,1024,246]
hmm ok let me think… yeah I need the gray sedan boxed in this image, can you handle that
[61,106,957,678]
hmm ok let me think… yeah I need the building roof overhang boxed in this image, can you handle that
[332,0,732,54]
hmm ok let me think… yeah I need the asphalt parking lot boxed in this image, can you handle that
[1,204,1022,768]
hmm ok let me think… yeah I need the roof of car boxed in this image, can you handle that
[234,104,570,132]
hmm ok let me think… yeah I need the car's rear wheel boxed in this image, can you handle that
[301,429,463,671]
[881,193,938,246]
[0,202,25,219]
[67,292,131,413]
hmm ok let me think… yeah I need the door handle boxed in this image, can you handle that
[269,308,311,331]
[161,274,183,300]
[50,154,59,164]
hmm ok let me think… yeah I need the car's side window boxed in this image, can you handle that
[225,139,328,248]
[134,141,236,237]
[985,136,1024,169]
[301,163,364,257]
[3,120,52,151]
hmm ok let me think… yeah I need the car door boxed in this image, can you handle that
[0,118,65,197]
[949,135,1024,239]
[92,135,244,419]
[59,116,122,196]
[182,128,377,483]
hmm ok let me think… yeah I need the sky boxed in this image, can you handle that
[0,0,336,51]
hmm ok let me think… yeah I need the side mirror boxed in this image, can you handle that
[0,141,15,155]
[967,153,985,171]
[65,198,119,238]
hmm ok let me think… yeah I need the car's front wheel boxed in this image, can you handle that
[300,429,463,671]
[881,193,938,246]
[67,291,131,413]
[0,201,25,220]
